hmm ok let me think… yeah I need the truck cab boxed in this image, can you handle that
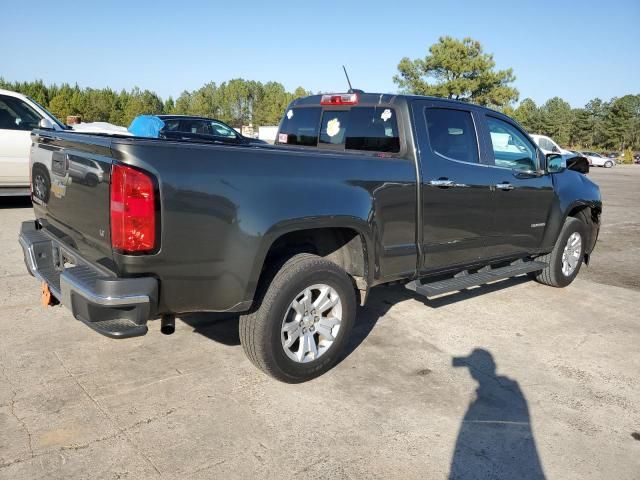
[276,93,586,273]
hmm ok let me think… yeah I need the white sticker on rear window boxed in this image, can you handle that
[286,109,294,119]
[381,108,392,122]
[278,133,288,143]
[326,118,341,137]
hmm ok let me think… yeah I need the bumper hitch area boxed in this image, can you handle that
[19,221,158,339]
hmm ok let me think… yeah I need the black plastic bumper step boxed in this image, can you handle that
[405,261,547,298]
[82,318,148,339]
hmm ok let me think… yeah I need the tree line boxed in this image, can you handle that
[0,78,310,128]
[2,35,638,156]
[395,36,639,156]
[508,95,640,153]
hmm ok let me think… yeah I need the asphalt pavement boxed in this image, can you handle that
[0,166,638,479]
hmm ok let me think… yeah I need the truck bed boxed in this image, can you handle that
[29,129,418,315]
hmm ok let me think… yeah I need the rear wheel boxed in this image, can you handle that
[239,253,356,383]
[534,217,587,287]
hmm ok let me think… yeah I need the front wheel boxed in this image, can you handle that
[239,253,356,383]
[604,160,613,168]
[534,217,587,287]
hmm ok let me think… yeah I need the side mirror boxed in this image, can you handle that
[38,118,55,130]
[547,153,565,173]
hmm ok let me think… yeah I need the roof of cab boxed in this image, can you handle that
[289,92,502,112]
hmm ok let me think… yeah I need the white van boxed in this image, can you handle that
[0,89,65,194]
[0,89,131,196]
[530,134,572,155]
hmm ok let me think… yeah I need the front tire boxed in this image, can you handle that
[534,217,587,287]
[239,253,356,383]
[604,160,613,168]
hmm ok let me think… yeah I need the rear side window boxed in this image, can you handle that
[162,120,181,132]
[424,108,479,164]
[278,107,321,146]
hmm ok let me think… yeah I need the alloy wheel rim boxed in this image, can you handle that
[281,284,342,363]
[561,232,582,276]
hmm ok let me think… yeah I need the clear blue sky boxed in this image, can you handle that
[1,0,638,107]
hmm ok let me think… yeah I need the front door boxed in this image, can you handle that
[413,101,500,272]
[480,114,555,257]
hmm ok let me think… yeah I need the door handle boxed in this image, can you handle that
[495,182,515,191]
[429,179,455,187]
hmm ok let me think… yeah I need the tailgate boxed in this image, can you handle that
[30,130,115,269]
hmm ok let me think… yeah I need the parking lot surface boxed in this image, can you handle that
[1,167,638,479]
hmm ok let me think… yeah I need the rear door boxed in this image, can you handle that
[478,114,555,256]
[412,100,499,272]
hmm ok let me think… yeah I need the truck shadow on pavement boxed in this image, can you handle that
[449,348,546,480]
[180,286,547,479]
[179,275,536,361]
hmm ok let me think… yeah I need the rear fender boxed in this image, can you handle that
[245,216,375,304]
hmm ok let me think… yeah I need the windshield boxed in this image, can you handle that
[27,96,67,129]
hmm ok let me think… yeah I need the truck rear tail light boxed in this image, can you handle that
[110,163,156,253]
[320,93,359,105]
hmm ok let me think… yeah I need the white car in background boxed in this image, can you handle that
[0,89,66,195]
[530,134,572,155]
[582,151,616,168]
[0,89,130,196]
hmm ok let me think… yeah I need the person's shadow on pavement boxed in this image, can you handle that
[449,348,546,480]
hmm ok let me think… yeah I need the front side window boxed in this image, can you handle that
[487,117,537,171]
[424,108,479,163]
[210,121,237,138]
[0,95,42,131]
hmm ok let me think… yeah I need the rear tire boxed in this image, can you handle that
[534,217,587,287]
[239,253,356,383]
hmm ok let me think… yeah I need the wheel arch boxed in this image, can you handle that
[542,200,601,263]
[246,218,374,306]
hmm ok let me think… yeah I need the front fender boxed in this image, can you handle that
[541,170,602,252]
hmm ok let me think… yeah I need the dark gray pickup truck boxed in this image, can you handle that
[20,92,601,382]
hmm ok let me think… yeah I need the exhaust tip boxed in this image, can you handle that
[161,315,175,335]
